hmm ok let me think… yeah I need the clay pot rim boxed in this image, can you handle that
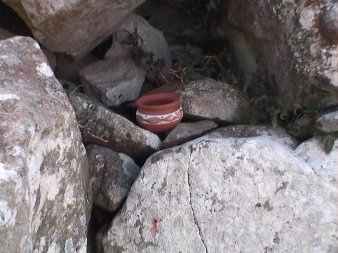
[136,92,181,111]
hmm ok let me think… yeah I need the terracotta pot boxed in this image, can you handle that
[136,92,183,133]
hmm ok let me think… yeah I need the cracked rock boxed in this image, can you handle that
[99,136,337,252]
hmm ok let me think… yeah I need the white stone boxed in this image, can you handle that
[101,136,337,252]
[295,137,338,183]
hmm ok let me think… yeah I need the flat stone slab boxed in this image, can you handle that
[161,120,217,148]
[80,57,145,107]
[68,91,161,159]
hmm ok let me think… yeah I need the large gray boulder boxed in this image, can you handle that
[214,0,338,108]
[100,136,337,252]
[0,37,91,252]
[3,0,146,57]
[68,91,161,159]
[179,79,251,123]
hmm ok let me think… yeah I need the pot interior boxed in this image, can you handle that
[136,93,180,109]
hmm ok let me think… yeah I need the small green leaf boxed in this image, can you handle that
[323,134,335,154]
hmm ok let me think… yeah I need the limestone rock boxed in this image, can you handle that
[208,125,297,149]
[3,0,146,57]
[106,13,172,80]
[86,145,141,213]
[68,91,161,159]
[0,36,91,253]
[80,57,146,107]
[161,120,217,149]
[316,110,338,133]
[295,137,338,183]
[179,79,250,123]
[216,0,338,108]
[100,136,337,252]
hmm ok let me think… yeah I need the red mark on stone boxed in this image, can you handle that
[150,218,159,235]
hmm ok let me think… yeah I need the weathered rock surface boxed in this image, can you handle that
[179,79,251,123]
[161,120,217,148]
[80,57,146,106]
[86,145,140,213]
[106,13,172,80]
[100,136,337,252]
[0,36,91,252]
[316,110,338,133]
[208,125,297,149]
[68,91,161,159]
[215,0,338,107]
[3,0,146,57]
[295,137,338,183]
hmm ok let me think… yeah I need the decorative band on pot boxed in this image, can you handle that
[135,92,183,133]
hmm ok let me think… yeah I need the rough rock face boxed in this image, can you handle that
[215,0,338,107]
[106,13,172,80]
[179,79,250,123]
[86,145,141,213]
[100,136,337,252]
[208,125,297,149]
[161,120,218,149]
[316,110,338,133]
[3,0,146,57]
[0,37,91,252]
[295,137,338,183]
[68,91,161,159]
[80,57,146,106]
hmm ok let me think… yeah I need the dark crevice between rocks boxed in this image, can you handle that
[187,146,208,253]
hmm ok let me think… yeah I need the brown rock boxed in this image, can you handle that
[3,0,146,57]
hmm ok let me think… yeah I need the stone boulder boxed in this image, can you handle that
[316,110,338,133]
[208,125,297,149]
[86,145,141,213]
[0,36,91,252]
[295,137,338,183]
[179,79,251,123]
[3,0,146,57]
[68,91,161,159]
[80,57,146,107]
[214,0,338,108]
[161,120,217,149]
[100,136,337,252]
[105,13,172,80]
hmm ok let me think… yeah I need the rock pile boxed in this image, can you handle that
[0,0,337,252]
